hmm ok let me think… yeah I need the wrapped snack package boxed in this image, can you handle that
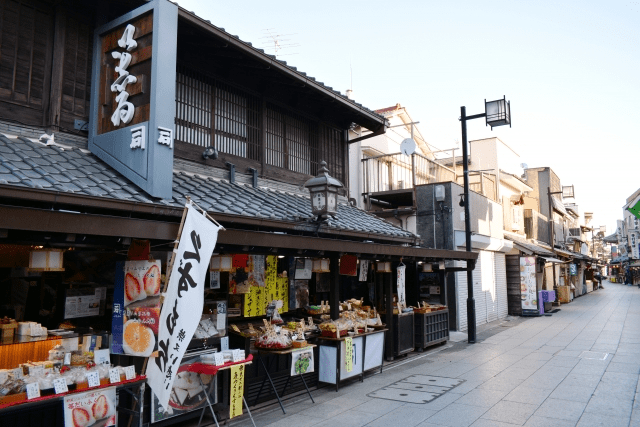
[255,331,292,350]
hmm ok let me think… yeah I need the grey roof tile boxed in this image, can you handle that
[0,133,414,240]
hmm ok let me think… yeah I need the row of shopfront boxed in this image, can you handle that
[0,0,477,425]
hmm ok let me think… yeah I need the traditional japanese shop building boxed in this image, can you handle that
[0,0,477,424]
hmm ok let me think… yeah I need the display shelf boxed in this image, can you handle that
[382,312,414,357]
[414,309,449,351]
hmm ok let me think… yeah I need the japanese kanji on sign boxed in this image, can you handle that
[147,201,222,412]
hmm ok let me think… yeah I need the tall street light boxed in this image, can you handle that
[460,96,511,343]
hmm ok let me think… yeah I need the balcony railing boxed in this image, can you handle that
[361,152,456,194]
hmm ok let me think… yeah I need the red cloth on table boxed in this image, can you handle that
[186,354,253,375]
[0,375,147,410]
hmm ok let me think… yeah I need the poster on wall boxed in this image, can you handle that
[151,353,218,423]
[520,256,538,314]
[63,387,117,427]
[111,260,162,357]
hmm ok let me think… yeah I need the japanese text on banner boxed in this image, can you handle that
[147,203,221,412]
[229,364,245,419]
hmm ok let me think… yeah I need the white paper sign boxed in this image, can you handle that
[94,349,110,365]
[0,371,8,384]
[217,313,226,331]
[147,203,221,412]
[11,367,22,379]
[214,353,225,366]
[220,336,229,351]
[87,371,100,388]
[396,264,406,306]
[26,382,40,399]
[232,349,243,362]
[53,378,69,394]
[109,368,121,384]
[124,366,136,380]
[359,260,369,282]
[29,365,44,377]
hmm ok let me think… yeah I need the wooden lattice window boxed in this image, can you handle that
[0,0,52,112]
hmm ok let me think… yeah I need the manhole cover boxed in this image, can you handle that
[578,351,608,360]
[368,375,464,404]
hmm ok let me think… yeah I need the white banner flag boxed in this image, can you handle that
[147,203,221,412]
[397,264,406,306]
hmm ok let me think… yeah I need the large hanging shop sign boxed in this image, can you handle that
[89,0,178,199]
[147,202,221,412]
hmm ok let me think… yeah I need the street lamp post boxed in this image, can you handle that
[459,96,511,344]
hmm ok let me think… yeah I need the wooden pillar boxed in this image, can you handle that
[48,6,66,130]
[330,255,340,320]
[385,272,395,361]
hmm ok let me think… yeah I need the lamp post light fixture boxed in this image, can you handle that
[460,96,511,344]
[304,160,344,221]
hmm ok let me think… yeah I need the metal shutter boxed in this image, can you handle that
[495,253,508,320]
[481,251,497,324]
[457,250,484,331]
[456,270,468,332]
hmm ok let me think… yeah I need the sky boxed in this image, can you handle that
[177,0,639,235]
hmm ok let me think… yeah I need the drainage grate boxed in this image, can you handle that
[578,351,609,360]
[368,375,464,404]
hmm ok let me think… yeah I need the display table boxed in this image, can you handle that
[317,329,386,392]
[414,309,449,351]
[250,344,316,414]
[0,376,146,427]
[186,357,255,427]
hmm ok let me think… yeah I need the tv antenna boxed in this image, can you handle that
[259,28,300,57]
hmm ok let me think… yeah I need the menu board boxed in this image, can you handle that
[520,256,538,314]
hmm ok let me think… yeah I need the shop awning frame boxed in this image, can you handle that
[542,257,569,264]
[0,204,478,263]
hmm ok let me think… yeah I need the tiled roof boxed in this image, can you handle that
[374,104,401,115]
[504,234,554,257]
[177,6,385,124]
[0,134,414,240]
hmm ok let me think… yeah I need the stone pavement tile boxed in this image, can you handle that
[549,383,596,403]
[470,418,520,427]
[312,409,379,427]
[599,371,639,388]
[363,406,437,427]
[510,359,547,371]
[324,394,372,408]
[520,373,564,390]
[352,398,405,415]
[450,378,484,394]
[403,392,464,412]
[614,343,640,354]
[453,388,509,407]
[536,345,565,354]
[590,345,618,353]
[262,413,325,427]
[546,355,580,368]
[504,385,553,405]
[425,403,488,427]
[523,352,554,362]
[505,348,535,357]
[431,362,478,377]
[570,363,608,377]
[576,412,630,427]
[476,375,523,393]
[458,367,501,382]
[611,354,640,366]
[583,395,634,419]
[480,400,538,425]
[557,350,583,357]
[524,415,575,426]
[499,366,538,380]
[296,401,350,418]
[561,373,601,389]
[533,398,586,422]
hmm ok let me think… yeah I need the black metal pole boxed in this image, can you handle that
[330,255,340,320]
[460,106,476,344]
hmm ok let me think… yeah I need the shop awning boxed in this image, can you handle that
[542,257,569,264]
[553,248,575,259]
[503,233,554,257]
[551,197,569,216]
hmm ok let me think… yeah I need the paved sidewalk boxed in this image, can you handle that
[230,280,640,426]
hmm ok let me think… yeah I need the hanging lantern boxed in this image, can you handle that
[304,160,344,221]
[29,248,64,272]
